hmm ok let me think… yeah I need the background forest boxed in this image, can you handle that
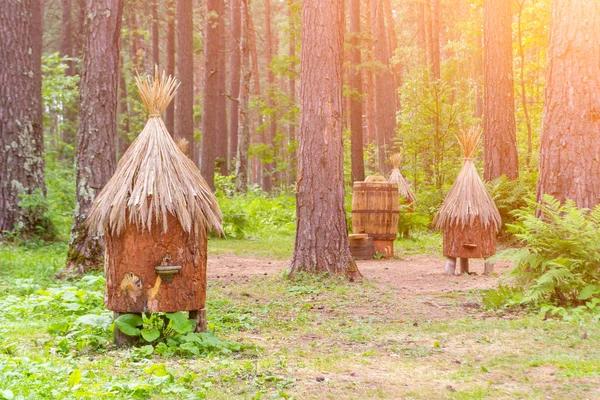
[1,0,600,398]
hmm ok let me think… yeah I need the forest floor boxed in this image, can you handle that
[0,241,599,399]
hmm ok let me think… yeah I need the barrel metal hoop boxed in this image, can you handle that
[352,210,400,214]
[369,233,397,240]
[354,187,398,192]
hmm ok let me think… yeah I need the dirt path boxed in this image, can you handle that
[207,253,511,293]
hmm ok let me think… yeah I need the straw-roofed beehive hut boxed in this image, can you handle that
[88,70,222,340]
[433,126,501,275]
[388,154,417,210]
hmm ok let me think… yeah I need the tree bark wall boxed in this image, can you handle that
[290,0,361,280]
[0,0,46,233]
[483,0,519,181]
[66,0,123,271]
[537,0,600,208]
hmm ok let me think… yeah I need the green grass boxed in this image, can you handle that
[0,241,599,399]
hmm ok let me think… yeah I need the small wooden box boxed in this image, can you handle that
[349,234,374,260]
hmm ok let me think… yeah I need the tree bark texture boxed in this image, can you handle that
[165,0,175,135]
[289,0,361,280]
[371,0,396,174]
[62,0,74,74]
[483,0,519,181]
[287,0,298,184]
[262,0,276,192]
[176,0,195,160]
[66,0,123,272]
[536,0,600,209]
[216,0,228,175]
[349,0,365,182]
[152,0,159,67]
[229,0,241,167]
[201,0,221,189]
[0,0,46,233]
[235,0,251,193]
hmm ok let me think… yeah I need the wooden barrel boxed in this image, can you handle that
[352,176,400,242]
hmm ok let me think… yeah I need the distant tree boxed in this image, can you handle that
[201,0,222,189]
[0,0,46,234]
[349,0,365,182]
[229,0,242,166]
[289,0,361,280]
[216,0,228,175]
[235,0,251,192]
[431,0,441,79]
[483,0,519,181]
[62,0,74,74]
[175,0,195,160]
[537,0,600,208]
[165,0,175,135]
[152,0,159,67]
[263,0,276,192]
[66,0,124,272]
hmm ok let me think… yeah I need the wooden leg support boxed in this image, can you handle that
[484,259,494,275]
[444,257,457,275]
[190,308,207,332]
[459,258,469,274]
[113,311,139,347]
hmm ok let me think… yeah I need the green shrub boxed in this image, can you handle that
[486,173,536,238]
[493,195,600,315]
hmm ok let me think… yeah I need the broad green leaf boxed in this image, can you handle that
[76,314,112,329]
[166,312,194,334]
[68,369,81,388]
[180,342,200,356]
[139,345,155,356]
[1,390,14,400]
[578,285,599,301]
[141,327,160,342]
[115,314,143,336]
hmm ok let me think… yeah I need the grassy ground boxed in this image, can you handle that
[0,239,599,399]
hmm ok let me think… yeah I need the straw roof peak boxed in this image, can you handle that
[388,153,417,205]
[433,126,501,231]
[87,69,222,237]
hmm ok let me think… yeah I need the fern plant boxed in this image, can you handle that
[502,195,600,308]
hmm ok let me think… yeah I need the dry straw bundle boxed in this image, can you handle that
[433,126,501,231]
[388,153,417,205]
[88,69,223,237]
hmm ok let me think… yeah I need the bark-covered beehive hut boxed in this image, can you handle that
[88,70,222,338]
[433,127,501,275]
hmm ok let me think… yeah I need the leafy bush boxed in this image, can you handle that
[486,173,536,238]
[490,195,600,317]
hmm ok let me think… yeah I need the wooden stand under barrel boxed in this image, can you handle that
[87,71,222,346]
[434,127,501,275]
[352,176,399,259]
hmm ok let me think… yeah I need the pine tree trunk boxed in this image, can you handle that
[287,0,297,185]
[363,0,377,145]
[229,0,241,168]
[62,0,74,74]
[371,0,396,174]
[165,0,175,135]
[431,0,441,80]
[215,0,228,175]
[201,0,221,188]
[290,0,361,280]
[152,0,159,67]
[176,0,195,160]
[349,0,365,183]
[537,0,600,208]
[66,0,123,272]
[235,0,251,193]
[0,0,46,234]
[263,0,275,192]
[483,0,519,181]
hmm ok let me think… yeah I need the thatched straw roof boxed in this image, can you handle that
[433,127,501,231]
[88,70,223,237]
[388,153,417,205]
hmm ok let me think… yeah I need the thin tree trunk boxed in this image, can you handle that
[62,0,74,74]
[235,0,251,192]
[483,0,519,180]
[263,0,275,192]
[382,0,401,89]
[0,0,46,233]
[536,0,600,209]
[287,0,297,184]
[201,0,221,188]
[152,0,159,67]
[363,0,377,146]
[349,0,365,182]
[229,0,241,169]
[290,0,361,281]
[216,0,228,175]
[176,0,195,160]
[431,0,441,80]
[516,0,533,169]
[165,0,175,135]
[66,0,123,272]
